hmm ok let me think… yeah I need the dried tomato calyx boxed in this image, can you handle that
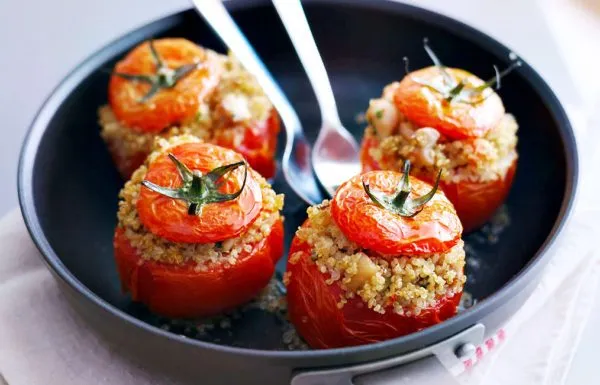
[111,39,200,103]
[141,154,248,216]
[362,160,442,217]
[403,38,522,105]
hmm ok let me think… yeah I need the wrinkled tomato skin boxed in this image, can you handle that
[359,137,516,233]
[394,67,505,140]
[286,234,462,349]
[331,171,462,256]
[113,218,284,318]
[214,109,281,179]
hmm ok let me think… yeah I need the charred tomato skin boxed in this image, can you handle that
[394,67,505,140]
[114,218,283,318]
[331,171,462,256]
[285,233,462,349]
[359,137,516,233]
[137,142,263,244]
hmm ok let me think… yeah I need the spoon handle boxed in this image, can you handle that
[271,0,341,126]
[190,0,299,130]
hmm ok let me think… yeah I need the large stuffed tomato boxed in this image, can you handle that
[114,141,284,318]
[360,136,517,233]
[105,38,281,180]
[286,168,464,349]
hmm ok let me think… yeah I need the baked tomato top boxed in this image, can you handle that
[109,38,220,133]
[330,170,462,256]
[394,66,505,140]
[137,142,263,244]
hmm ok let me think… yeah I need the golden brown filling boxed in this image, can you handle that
[116,135,284,269]
[291,201,465,315]
[364,82,518,183]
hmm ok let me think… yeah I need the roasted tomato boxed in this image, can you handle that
[394,66,505,140]
[109,38,220,133]
[286,238,462,348]
[114,220,283,318]
[114,139,284,318]
[286,165,465,349]
[214,108,281,179]
[359,39,520,232]
[359,134,516,233]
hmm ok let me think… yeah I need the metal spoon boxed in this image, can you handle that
[271,0,361,197]
[190,0,323,205]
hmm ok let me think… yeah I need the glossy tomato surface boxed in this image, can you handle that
[214,109,281,179]
[285,235,462,349]
[394,67,505,140]
[109,38,220,133]
[114,218,284,318]
[331,171,462,256]
[359,137,516,233]
[137,142,263,244]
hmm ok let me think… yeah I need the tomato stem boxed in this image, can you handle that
[110,39,200,103]
[363,160,442,217]
[141,154,247,216]
[406,38,521,105]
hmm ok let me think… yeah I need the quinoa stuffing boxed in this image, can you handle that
[294,201,466,315]
[116,135,284,268]
[364,82,518,183]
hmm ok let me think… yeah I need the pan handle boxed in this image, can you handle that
[290,323,484,385]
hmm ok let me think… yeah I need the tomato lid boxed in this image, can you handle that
[395,39,521,139]
[137,142,263,244]
[109,38,221,133]
[331,163,462,256]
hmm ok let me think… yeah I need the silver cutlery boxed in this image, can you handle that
[191,0,324,205]
[271,0,361,197]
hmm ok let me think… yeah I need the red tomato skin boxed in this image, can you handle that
[331,171,462,256]
[113,218,284,318]
[136,142,263,244]
[359,136,516,233]
[285,235,462,349]
[109,39,220,133]
[214,108,281,179]
[108,109,280,181]
[394,67,505,140]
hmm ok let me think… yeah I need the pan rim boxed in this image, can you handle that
[17,0,579,363]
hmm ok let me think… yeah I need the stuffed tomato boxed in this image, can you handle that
[285,162,466,348]
[114,135,284,318]
[360,39,520,232]
[100,38,280,179]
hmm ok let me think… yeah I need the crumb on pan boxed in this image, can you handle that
[294,201,466,315]
[116,135,284,267]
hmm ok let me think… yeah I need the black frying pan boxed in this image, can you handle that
[18,0,577,384]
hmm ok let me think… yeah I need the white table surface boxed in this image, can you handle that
[0,0,597,384]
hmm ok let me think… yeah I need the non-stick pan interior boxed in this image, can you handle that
[28,2,568,350]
